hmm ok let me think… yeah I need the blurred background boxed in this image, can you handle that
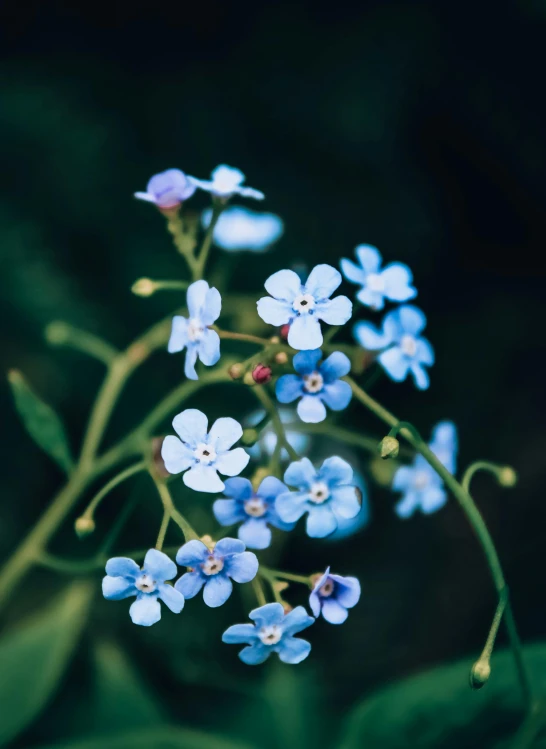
[1,2,546,747]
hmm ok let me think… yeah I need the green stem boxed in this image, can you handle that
[165,212,200,279]
[78,461,146,523]
[462,461,514,494]
[260,567,311,586]
[212,326,271,346]
[195,202,224,279]
[45,322,119,366]
[252,576,267,607]
[252,386,299,461]
[155,509,171,551]
[150,474,199,542]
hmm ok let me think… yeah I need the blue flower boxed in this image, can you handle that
[134,168,196,208]
[175,538,258,607]
[276,349,352,423]
[309,567,361,624]
[190,165,264,200]
[340,245,416,310]
[161,409,249,493]
[222,602,314,665]
[276,456,360,538]
[167,280,222,380]
[257,265,352,350]
[392,421,458,518]
[213,476,295,550]
[202,206,283,252]
[353,305,434,390]
[102,549,184,626]
[326,469,371,541]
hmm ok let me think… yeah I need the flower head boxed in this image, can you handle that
[174,538,258,608]
[354,305,434,390]
[276,456,360,538]
[102,549,184,626]
[309,567,361,624]
[213,476,295,550]
[276,349,352,423]
[340,245,416,310]
[392,421,457,517]
[161,409,249,493]
[202,206,283,252]
[257,265,352,350]
[222,602,314,665]
[167,280,222,380]
[134,169,196,209]
[190,165,264,200]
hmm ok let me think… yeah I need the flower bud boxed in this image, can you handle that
[242,428,259,446]
[243,370,256,386]
[44,321,71,345]
[132,278,157,297]
[75,516,95,538]
[269,336,280,344]
[252,364,272,385]
[498,467,517,488]
[378,436,400,460]
[275,351,288,365]
[469,658,491,690]
[228,363,244,380]
[280,324,290,340]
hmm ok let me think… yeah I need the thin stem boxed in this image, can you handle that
[155,509,171,551]
[150,473,199,542]
[260,566,311,586]
[212,326,271,346]
[252,386,299,461]
[165,212,199,279]
[78,461,146,523]
[149,280,190,292]
[195,202,224,279]
[45,322,119,366]
[252,576,267,607]
[480,587,508,663]
[293,422,383,455]
[462,461,513,494]
[323,326,341,344]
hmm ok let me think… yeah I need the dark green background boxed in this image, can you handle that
[1,2,546,747]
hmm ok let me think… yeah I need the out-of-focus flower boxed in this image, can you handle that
[190,165,264,200]
[161,409,249,493]
[222,602,314,665]
[257,265,352,350]
[276,349,352,423]
[326,468,370,541]
[134,169,195,209]
[175,538,258,608]
[244,408,310,461]
[309,567,360,624]
[213,476,295,549]
[167,280,221,380]
[354,305,434,390]
[102,550,184,626]
[202,206,283,252]
[340,245,416,310]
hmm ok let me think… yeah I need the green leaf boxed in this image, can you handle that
[8,369,74,473]
[0,581,93,747]
[338,643,546,749]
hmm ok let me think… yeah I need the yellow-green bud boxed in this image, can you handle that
[498,467,517,488]
[275,351,288,365]
[75,516,95,538]
[243,370,256,386]
[131,278,157,297]
[379,436,400,460]
[44,321,71,345]
[228,363,244,380]
[242,428,259,446]
[469,658,491,690]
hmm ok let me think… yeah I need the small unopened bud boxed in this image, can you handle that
[280,324,290,340]
[275,351,288,365]
[242,428,259,446]
[75,516,95,538]
[151,436,170,478]
[470,658,491,690]
[498,467,517,488]
[132,278,157,297]
[45,321,71,345]
[243,370,256,386]
[269,336,280,344]
[379,436,400,460]
[252,364,272,385]
[369,456,398,486]
[228,363,244,380]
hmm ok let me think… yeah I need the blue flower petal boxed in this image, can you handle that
[238,518,272,549]
[331,575,361,608]
[215,537,246,557]
[172,408,208,446]
[292,349,323,375]
[176,539,209,566]
[306,506,337,537]
[416,337,435,365]
[161,436,194,475]
[209,417,243,452]
[167,316,189,353]
[249,602,285,628]
[421,487,447,514]
[183,465,224,492]
[381,263,417,302]
[275,492,308,523]
[410,362,430,390]
[276,375,304,404]
[102,576,136,600]
[309,590,321,617]
[223,477,253,499]
[395,492,419,518]
[319,351,351,381]
[184,346,199,380]
[321,599,348,624]
[282,605,315,635]
[226,551,259,583]
[186,280,209,319]
[340,257,367,285]
[379,347,411,381]
[158,583,185,613]
[330,486,360,519]
[305,264,342,298]
[239,642,271,665]
[284,457,317,489]
[129,595,161,627]
[319,456,353,487]
[105,557,140,579]
[203,575,233,607]
[277,637,312,664]
[143,549,177,582]
[356,287,385,310]
[297,395,326,423]
[321,380,352,411]
[264,269,302,301]
[353,321,391,351]
[257,297,293,325]
[198,329,221,366]
[222,623,257,644]
[257,476,287,500]
[213,498,245,526]
[201,286,222,325]
[215,447,250,477]
[397,305,427,336]
[392,466,416,491]
[175,571,205,599]
[288,315,323,350]
[355,244,382,273]
[315,296,352,325]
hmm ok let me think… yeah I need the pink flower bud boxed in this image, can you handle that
[252,364,272,385]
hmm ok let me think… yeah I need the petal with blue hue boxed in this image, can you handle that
[305,264,342,298]
[277,637,311,664]
[161,436,194,475]
[215,537,246,557]
[158,583,185,613]
[321,599,349,624]
[315,296,352,325]
[238,518,272,549]
[222,623,257,644]
[309,590,321,617]
[381,263,416,302]
[167,316,188,353]
[276,375,304,404]
[102,576,136,600]
[331,486,360,519]
[331,575,361,608]
[172,408,208,446]
[215,447,249,477]
[321,380,352,411]
[203,575,233,607]
[223,477,254,499]
[356,287,385,310]
[416,337,435,365]
[129,595,161,627]
[275,493,308,523]
[297,395,326,423]
[340,257,367,285]
[392,466,416,491]
[175,571,205,599]
[213,498,244,526]
[355,244,382,273]
[410,362,430,390]
[184,345,199,380]
[201,286,222,324]
[186,280,209,319]
[284,457,316,489]
[395,492,419,518]
[353,321,391,351]
[292,349,323,375]
[176,540,209,566]
[379,347,411,381]
[239,643,271,665]
[198,329,221,366]
[257,297,292,325]
[184,465,224,492]
[209,417,243,452]
[398,305,427,336]
[226,551,259,583]
[264,269,302,301]
[105,557,140,579]
[257,476,287,500]
[282,606,315,635]
[306,506,337,537]
[319,456,353,486]
[319,351,351,381]
[249,602,285,628]
[421,487,447,514]
[288,314,323,350]
[143,549,177,582]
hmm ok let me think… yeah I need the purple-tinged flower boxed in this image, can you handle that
[213,476,295,550]
[276,456,360,538]
[161,409,249,493]
[309,567,360,624]
[102,549,184,626]
[167,280,221,380]
[354,305,434,390]
[257,265,352,350]
[175,538,258,608]
[134,169,196,209]
[222,602,314,665]
[392,421,457,518]
[190,165,264,200]
[276,349,352,423]
[340,245,416,310]
[202,206,283,252]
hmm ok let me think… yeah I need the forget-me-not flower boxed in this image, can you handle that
[134,168,196,209]
[257,265,352,350]
[213,476,295,550]
[354,305,434,390]
[276,349,352,423]
[161,409,249,493]
[309,567,361,624]
[102,549,184,627]
[222,602,314,665]
[175,538,258,608]
[190,165,264,200]
[276,456,360,538]
[167,280,221,380]
[340,244,416,310]
[392,421,458,518]
[327,468,370,541]
[202,206,283,252]
[245,408,311,462]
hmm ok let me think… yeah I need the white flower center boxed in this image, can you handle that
[319,579,335,598]
[187,318,205,342]
[244,497,267,518]
[303,371,324,393]
[400,335,417,357]
[414,471,430,491]
[202,555,224,576]
[309,481,330,504]
[135,573,157,593]
[195,443,216,465]
[366,273,385,292]
[292,293,315,314]
[258,624,283,645]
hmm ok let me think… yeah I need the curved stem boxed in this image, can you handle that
[150,473,199,542]
[45,322,119,366]
[212,327,271,346]
[462,461,512,494]
[260,567,311,586]
[252,386,299,461]
[78,461,146,523]
[195,202,224,279]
